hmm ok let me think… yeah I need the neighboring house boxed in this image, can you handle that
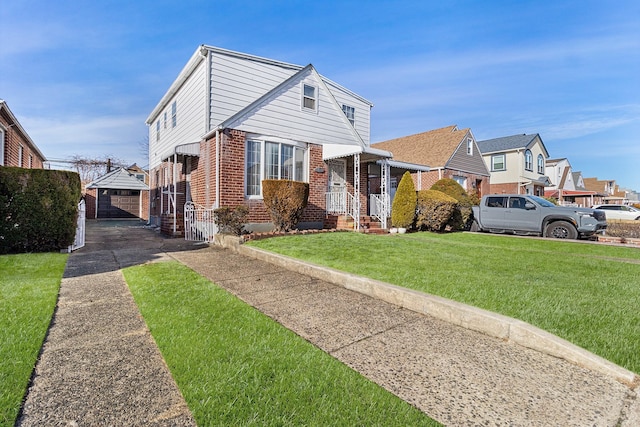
[372,125,490,197]
[544,159,597,207]
[84,167,150,220]
[146,45,421,235]
[0,99,46,168]
[476,133,551,196]
[583,177,629,205]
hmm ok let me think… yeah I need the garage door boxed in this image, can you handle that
[97,189,140,218]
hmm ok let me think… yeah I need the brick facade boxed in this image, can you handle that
[0,102,46,169]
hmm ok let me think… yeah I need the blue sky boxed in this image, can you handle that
[2,0,639,191]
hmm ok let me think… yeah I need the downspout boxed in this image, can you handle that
[216,129,220,209]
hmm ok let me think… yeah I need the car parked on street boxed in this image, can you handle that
[591,204,640,221]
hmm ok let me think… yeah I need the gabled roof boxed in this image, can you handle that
[572,172,587,190]
[477,133,549,157]
[86,167,149,190]
[371,125,471,168]
[0,99,47,161]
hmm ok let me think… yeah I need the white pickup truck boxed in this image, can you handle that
[471,194,607,239]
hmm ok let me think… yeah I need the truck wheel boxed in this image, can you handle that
[470,220,480,232]
[544,221,577,239]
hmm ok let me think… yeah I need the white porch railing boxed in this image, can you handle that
[326,191,358,223]
[184,202,217,242]
[369,193,389,225]
[67,199,86,252]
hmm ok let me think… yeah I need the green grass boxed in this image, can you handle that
[248,232,640,374]
[0,253,67,427]
[124,262,439,426]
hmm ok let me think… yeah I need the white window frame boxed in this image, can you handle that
[171,101,177,128]
[245,137,308,198]
[18,144,23,167]
[491,154,506,171]
[156,120,160,141]
[163,112,167,129]
[301,83,317,112]
[537,154,544,174]
[453,175,467,189]
[342,104,355,125]
[28,154,33,169]
[466,138,473,155]
[525,149,533,171]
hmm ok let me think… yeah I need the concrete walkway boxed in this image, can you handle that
[17,221,639,426]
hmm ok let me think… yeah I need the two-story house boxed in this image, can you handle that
[146,45,421,236]
[372,125,490,197]
[476,133,551,196]
[544,158,597,207]
[0,100,46,169]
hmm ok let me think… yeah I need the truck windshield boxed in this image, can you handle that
[529,195,555,207]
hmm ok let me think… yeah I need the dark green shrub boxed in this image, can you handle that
[430,178,474,230]
[214,205,248,235]
[391,171,417,228]
[0,167,81,253]
[262,180,309,232]
[416,190,458,232]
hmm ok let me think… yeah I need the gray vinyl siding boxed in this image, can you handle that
[327,81,371,145]
[446,139,491,176]
[224,68,363,146]
[149,60,207,169]
[209,52,298,128]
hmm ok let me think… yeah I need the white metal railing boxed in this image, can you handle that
[369,193,389,224]
[184,202,217,242]
[326,190,348,214]
[347,192,358,224]
[67,199,86,252]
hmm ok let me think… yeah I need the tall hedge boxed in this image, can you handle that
[391,171,417,228]
[416,189,458,232]
[262,180,309,232]
[0,167,81,254]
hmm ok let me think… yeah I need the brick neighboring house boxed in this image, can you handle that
[544,158,598,207]
[84,166,150,220]
[372,125,490,197]
[583,177,627,205]
[146,45,422,235]
[477,133,551,196]
[0,99,46,168]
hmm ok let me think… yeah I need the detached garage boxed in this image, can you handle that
[85,167,149,220]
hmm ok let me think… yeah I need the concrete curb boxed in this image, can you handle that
[233,243,638,388]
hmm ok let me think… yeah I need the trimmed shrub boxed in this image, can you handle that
[262,180,309,232]
[391,171,417,229]
[214,205,248,235]
[0,167,81,253]
[416,189,458,232]
[429,178,475,230]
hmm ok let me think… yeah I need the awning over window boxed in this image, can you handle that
[174,142,201,156]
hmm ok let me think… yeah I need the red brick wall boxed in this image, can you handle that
[488,182,519,194]
[0,109,45,168]
[85,188,97,219]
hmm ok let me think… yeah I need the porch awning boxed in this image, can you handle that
[381,159,431,172]
[523,176,552,186]
[174,142,201,156]
[323,144,392,162]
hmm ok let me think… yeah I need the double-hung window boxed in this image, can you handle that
[342,105,355,125]
[491,154,506,171]
[171,101,177,127]
[466,138,473,155]
[525,149,533,171]
[537,154,544,174]
[302,84,317,111]
[156,120,160,141]
[246,139,307,197]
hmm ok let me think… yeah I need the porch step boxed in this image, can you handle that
[324,215,387,234]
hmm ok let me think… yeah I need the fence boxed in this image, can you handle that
[67,199,86,252]
[184,201,217,242]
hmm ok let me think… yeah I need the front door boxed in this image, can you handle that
[327,159,347,213]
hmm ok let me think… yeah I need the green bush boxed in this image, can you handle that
[429,178,475,230]
[391,171,417,229]
[416,190,458,232]
[262,180,309,232]
[214,205,249,235]
[0,167,81,253]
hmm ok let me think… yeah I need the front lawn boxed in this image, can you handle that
[248,232,640,374]
[0,253,67,426]
[124,262,438,426]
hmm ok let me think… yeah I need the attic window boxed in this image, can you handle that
[302,84,317,111]
[342,105,355,125]
[466,138,473,155]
